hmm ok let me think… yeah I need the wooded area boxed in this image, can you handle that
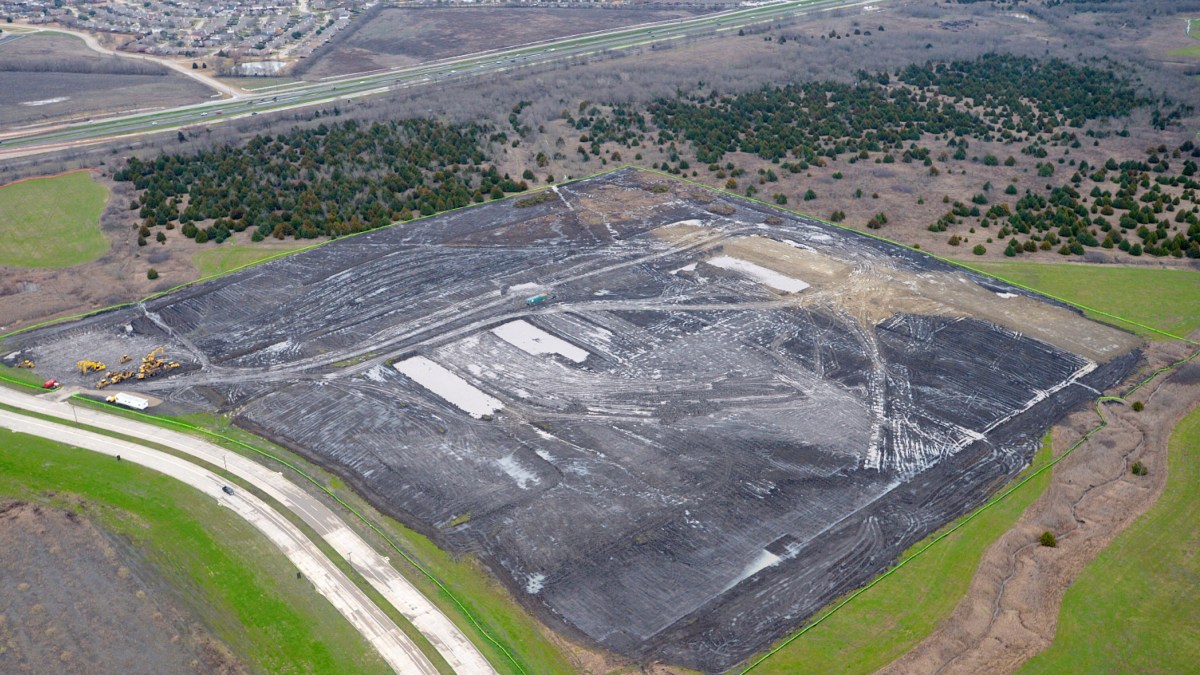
[109,50,1196,260]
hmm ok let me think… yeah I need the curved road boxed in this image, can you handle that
[0,385,496,675]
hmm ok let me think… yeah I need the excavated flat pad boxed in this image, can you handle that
[8,169,1140,672]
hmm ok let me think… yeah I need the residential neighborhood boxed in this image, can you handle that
[1,0,366,64]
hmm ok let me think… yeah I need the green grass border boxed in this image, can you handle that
[0,398,456,674]
[0,376,534,675]
[3,165,1199,674]
[0,427,396,675]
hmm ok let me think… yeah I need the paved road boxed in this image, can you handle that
[0,385,496,675]
[0,0,883,158]
[0,407,437,675]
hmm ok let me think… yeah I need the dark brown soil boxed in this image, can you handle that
[0,500,244,674]
[0,34,210,127]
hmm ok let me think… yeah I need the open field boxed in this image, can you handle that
[193,241,313,279]
[300,6,699,78]
[0,428,390,675]
[748,435,1054,674]
[1168,43,1200,58]
[2,169,1143,671]
[1021,405,1200,673]
[0,171,109,268]
[0,499,242,674]
[214,76,302,91]
[0,33,210,127]
[965,262,1200,339]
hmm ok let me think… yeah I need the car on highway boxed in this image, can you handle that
[222,485,235,495]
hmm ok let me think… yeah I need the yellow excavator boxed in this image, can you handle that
[76,360,107,374]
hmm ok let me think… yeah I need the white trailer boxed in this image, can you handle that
[107,392,150,410]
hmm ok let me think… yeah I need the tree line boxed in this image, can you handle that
[115,118,530,242]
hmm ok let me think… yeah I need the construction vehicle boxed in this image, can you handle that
[15,359,35,369]
[95,347,179,389]
[526,292,551,307]
[77,360,107,374]
[96,369,135,389]
[118,354,132,364]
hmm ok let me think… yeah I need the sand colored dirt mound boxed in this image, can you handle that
[880,336,1200,675]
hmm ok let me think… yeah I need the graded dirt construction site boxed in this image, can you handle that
[3,169,1143,672]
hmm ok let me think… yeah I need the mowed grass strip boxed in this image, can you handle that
[966,261,1200,339]
[0,172,110,268]
[748,438,1053,673]
[192,241,310,278]
[1169,43,1200,58]
[1020,406,1200,673]
[0,428,392,675]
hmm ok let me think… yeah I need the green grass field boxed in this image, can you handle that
[192,241,310,278]
[747,437,1053,674]
[1021,406,1200,673]
[1169,43,1200,58]
[0,428,391,675]
[964,261,1200,339]
[216,76,302,91]
[0,172,110,268]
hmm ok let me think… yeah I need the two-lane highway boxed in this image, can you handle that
[0,385,496,674]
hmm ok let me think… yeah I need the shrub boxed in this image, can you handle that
[1131,461,1148,476]
[147,268,159,280]
[973,244,987,255]
[1132,400,1145,412]
[514,191,554,208]
[1040,531,1057,548]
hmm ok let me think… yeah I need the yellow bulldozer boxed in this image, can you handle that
[77,360,107,374]
[15,360,35,369]
[95,347,179,389]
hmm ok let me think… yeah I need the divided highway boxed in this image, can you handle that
[0,0,881,158]
[0,385,496,675]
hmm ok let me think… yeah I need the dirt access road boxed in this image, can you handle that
[7,23,241,99]
[0,385,496,675]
